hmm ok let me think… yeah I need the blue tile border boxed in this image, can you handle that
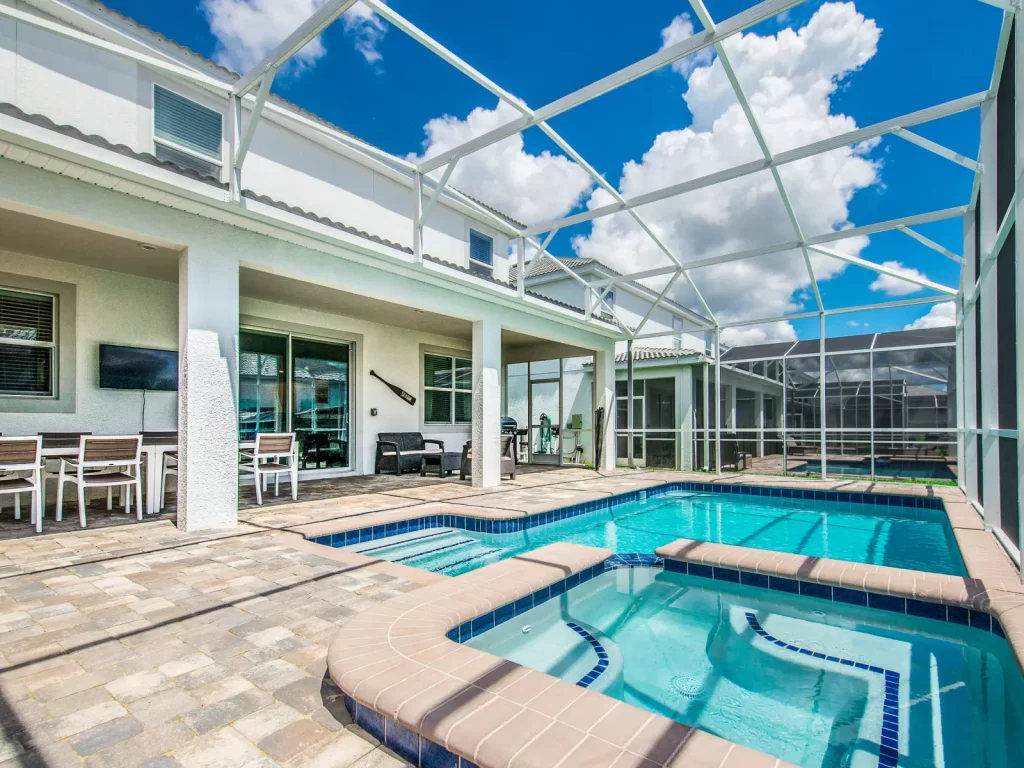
[744,613,900,768]
[310,481,947,552]
[566,622,610,688]
[346,695,476,768]
[664,557,1004,638]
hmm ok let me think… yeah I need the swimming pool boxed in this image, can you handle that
[790,459,956,481]
[320,484,966,576]
[463,565,1023,768]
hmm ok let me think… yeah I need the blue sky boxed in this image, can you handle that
[103,0,1004,342]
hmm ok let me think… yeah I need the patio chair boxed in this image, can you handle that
[460,435,516,481]
[142,432,178,511]
[240,433,298,505]
[0,437,44,533]
[56,436,143,527]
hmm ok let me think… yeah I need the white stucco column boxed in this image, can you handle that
[471,318,501,488]
[727,385,737,430]
[755,390,765,457]
[178,247,239,531]
[594,342,616,471]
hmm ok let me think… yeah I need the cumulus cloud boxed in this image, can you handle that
[407,101,594,224]
[904,301,955,330]
[570,2,882,345]
[661,14,714,76]
[202,0,386,73]
[868,261,928,296]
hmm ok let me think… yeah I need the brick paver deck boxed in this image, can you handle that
[0,468,1015,767]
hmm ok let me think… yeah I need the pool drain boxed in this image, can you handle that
[669,674,706,698]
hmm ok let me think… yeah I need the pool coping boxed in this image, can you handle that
[327,542,796,768]
[654,537,1024,676]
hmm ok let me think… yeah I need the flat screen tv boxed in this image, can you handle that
[99,344,178,391]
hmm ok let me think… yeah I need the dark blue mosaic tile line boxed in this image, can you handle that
[346,695,477,768]
[663,558,1004,637]
[447,554,663,643]
[744,613,900,768]
[312,481,945,551]
[566,622,610,688]
[435,548,503,573]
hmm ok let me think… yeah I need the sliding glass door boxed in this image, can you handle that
[239,330,352,471]
[292,338,350,470]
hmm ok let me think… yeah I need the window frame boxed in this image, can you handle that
[151,83,225,169]
[0,285,58,399]
[468,229,494,278]
[423,352,472,426]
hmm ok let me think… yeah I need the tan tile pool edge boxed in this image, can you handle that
[326,542,795,768]
[654,538,1024,676]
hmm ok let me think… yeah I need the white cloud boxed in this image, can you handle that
[341,2,387,66]
[202,0,386,74]
[407,101,594,224]
[868,261,927,296]
[904,301,955,330]
[569,2,881,346]
[660,14,714,76]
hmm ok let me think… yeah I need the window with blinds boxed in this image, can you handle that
[0,288,56,397]
[153,85,223,179]
[468,230,493,277]
[423,353,472,424]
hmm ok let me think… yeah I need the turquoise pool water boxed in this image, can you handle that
[344,490,966,576]
[791,459,956,481]
[467,568,1023,768]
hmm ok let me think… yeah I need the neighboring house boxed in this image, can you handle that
[0,0,621,531]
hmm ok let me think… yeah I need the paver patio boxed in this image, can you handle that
[0,468,1011,767]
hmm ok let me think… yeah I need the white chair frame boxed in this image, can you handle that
[56,435,143,527]
[240,433,298,505]
[0,437,44,534]
[159,451,177,511]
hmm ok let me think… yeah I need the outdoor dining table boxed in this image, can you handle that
[40,435,178,517]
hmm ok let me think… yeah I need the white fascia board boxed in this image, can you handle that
[0,121,621,339]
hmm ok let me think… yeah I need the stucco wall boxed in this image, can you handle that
[0,250,476,475]
[0,249,179,434]
[0,2,512,279]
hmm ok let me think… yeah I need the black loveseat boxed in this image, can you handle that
[374,432,444,475]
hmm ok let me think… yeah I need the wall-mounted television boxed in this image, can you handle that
[99,344,178,391]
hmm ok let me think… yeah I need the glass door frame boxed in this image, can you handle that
[528,360,563,466]
[240,324,356,477]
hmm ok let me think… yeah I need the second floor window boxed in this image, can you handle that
[424,353,472,424]
[153,85,223,180]
[0,287,56,397]
[469,230,493,278]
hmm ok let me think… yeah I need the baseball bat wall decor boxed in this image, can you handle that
[370,370,416,406]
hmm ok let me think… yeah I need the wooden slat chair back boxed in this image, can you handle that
[0,437,44,533]
[56,435,144,528]
[82,437,142,465]
[0,438,41,468]
[255,433,294,456]
[241,433,298,505]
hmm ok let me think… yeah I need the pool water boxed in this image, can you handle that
[344,490,966,576]
[791,460,956,481]
[467,568,1023,768]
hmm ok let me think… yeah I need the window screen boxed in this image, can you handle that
[153,85,222,177]
[0,288,56,396]
[469,230,493,277]
[424,353,472,424]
